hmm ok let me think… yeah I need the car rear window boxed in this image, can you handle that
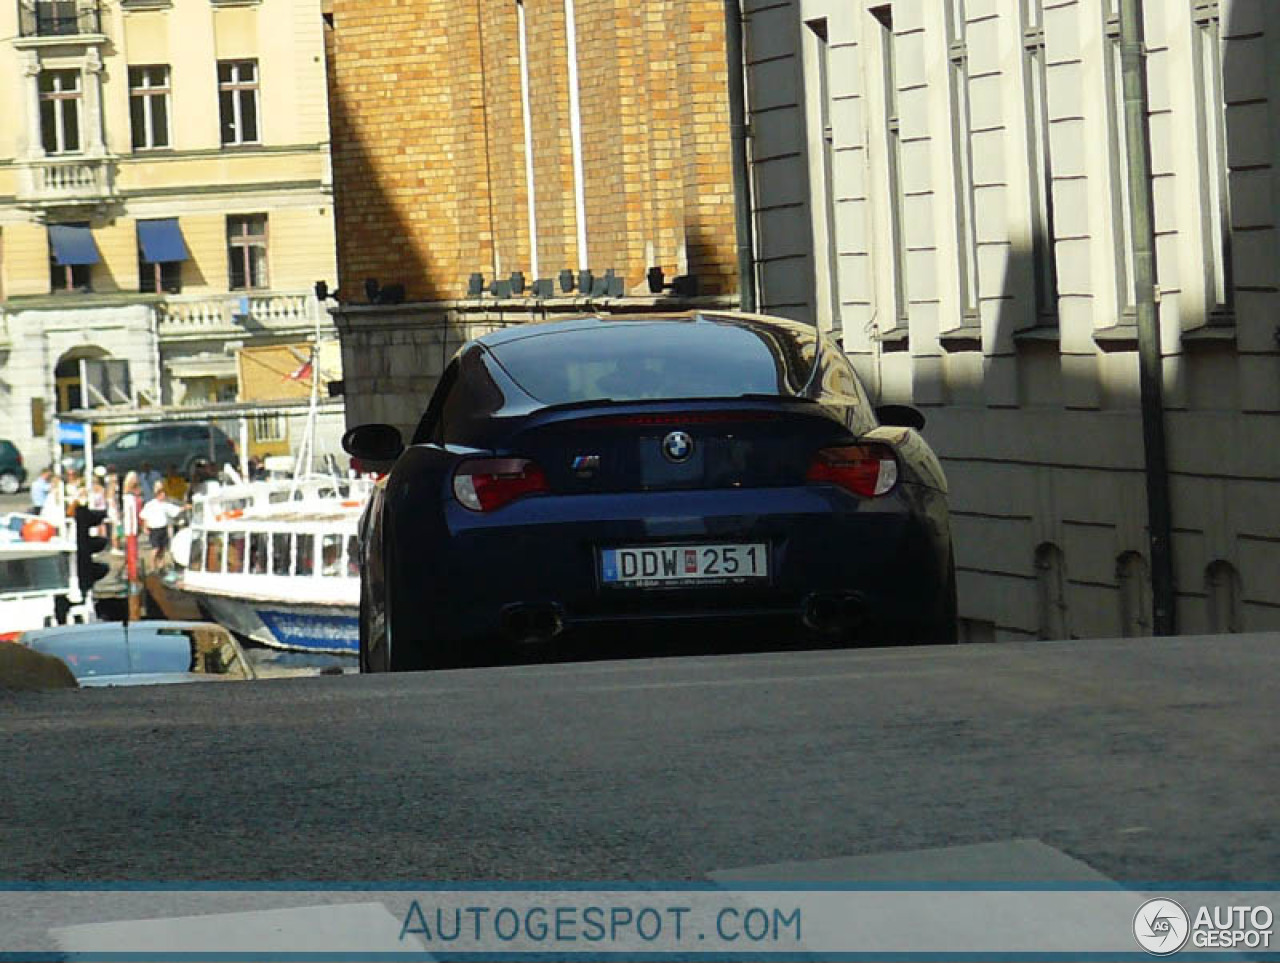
[490,320,817,405]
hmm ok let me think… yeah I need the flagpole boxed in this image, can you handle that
[289,300,323,499]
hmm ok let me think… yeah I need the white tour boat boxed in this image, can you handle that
[174,474,371,656]
[0,515,79,642]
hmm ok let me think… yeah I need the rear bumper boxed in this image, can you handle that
[390,485,949,645]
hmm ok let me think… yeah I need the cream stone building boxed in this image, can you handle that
[742,0,1280,638]
[0,0,338,466]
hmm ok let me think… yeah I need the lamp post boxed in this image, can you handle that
[1119,0,1175,635]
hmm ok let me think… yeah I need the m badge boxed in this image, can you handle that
[571,455,601,476]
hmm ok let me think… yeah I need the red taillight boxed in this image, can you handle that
[453,458,549,512]
[806,444,900,498]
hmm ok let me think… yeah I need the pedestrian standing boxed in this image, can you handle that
[163,463,189,502]
[39,473,65,526]
[120,472,144,620]
[139,462,163,501]
[140,481,181,570]
[29,468,52,517]
[105,472,122,552]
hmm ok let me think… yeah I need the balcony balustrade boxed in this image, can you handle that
[16,156,116,209]
[157,294,327,340]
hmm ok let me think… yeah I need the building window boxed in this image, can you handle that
[24,0,98,37]
[803,17,842,336]
[48,222,93,293]
[1021,0,1059,323]
[218,60,260,146]
[129,66,171,151]
[1103,6,1136,321]
[871,5,909,331]
[253,413,285,443]
[139,255,181,294]
[1205,560,1242,633]
[945,1,980,327]
[1117,552,1151,638]
[51,260,91,293]
[227,215,269,290]
[1035,543,1070,640]
[39,69,82,155]
[1191,0,1233,323]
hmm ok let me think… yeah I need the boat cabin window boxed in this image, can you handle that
[321,535,344,577]
[250,533,269,574]
[347,536,359,578]
[269,492,290,504]
[272,534,291,576]
[190,536,204,572]
[297,534,315,576]
[227,533,247,574]
[0,555,70,593]
[206,532,225,573]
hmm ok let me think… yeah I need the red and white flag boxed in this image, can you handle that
[285,360,314,382]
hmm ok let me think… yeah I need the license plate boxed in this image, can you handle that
[600,543,769,588]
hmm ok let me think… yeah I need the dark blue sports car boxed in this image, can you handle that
[343,312,955,672]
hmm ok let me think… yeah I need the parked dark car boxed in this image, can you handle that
[344,313,955,672]
[0,440,27,495]
[80,423,236,475]
[20,621,256,687]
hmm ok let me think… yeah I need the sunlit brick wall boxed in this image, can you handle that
[328,0,739,302]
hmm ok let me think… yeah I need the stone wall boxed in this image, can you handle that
[743,0,1280,639]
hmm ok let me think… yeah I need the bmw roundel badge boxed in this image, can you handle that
[662,430,695,464]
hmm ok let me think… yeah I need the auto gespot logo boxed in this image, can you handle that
[1134,899,1275,955]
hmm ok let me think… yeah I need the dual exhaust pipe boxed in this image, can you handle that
[500,603,565,644]
[802,591,867,636]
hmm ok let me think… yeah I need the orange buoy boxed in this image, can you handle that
[21,519,57,543]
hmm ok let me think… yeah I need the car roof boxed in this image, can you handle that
[21,621,228,644]
[475,311,825,349]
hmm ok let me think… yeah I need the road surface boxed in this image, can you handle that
[1,634,1275,883]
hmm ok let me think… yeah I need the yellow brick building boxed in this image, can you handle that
[0,0,339,469]
[327,0,742,434]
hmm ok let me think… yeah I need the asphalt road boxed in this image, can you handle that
[1,634,1276,883]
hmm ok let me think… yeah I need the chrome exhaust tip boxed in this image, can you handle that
[802,592,867,635]
[500,604,565,644]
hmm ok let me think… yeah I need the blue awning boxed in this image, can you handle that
[48,224,101,266]
[137,218,190,264]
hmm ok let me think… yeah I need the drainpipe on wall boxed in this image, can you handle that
[1119,0,1176,635]
[723,0,757,313]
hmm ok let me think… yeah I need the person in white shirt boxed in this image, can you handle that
[139,481,182,568]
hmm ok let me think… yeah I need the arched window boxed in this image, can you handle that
[1035,543,1069,640]
[1205,561,1243,634]
[1117,552,1151,638]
